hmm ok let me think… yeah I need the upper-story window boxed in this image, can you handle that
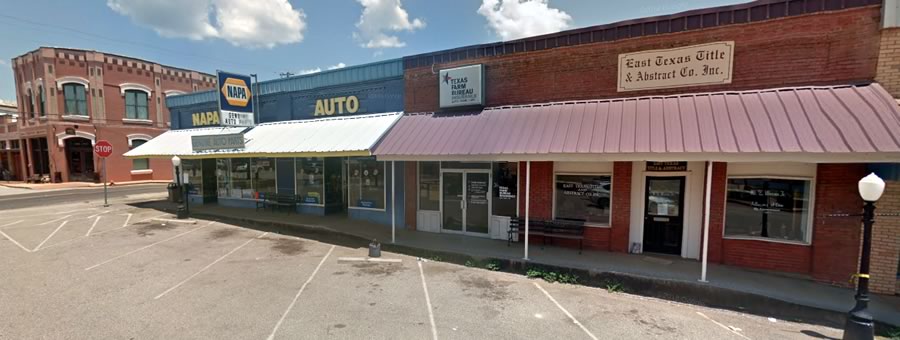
[38,86,45,117]
[124,90,149,120]
[26,89,35,119]
[63,83,88,116]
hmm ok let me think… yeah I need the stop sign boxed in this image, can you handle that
[94,140,113,158]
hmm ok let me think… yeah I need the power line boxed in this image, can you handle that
[0,13,281,74]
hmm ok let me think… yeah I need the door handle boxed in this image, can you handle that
[460,199,465,210]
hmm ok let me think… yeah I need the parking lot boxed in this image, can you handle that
[0,201,846,339]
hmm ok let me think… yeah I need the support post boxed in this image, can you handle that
[102,158,108,207]
[524,160,530,261]
[391,161,396,244]
[700,161,712,282]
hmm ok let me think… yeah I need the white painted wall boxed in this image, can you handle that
[629,161,705,259]
[886,0,899,28]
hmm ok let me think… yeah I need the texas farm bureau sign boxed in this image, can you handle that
[439,64,484,109]
[216,70,255,127]
[618,41,735,92]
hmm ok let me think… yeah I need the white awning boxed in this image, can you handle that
[124,127,246,158]
[125,112,402,159]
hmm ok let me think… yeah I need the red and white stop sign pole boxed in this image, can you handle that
[94,140,113,207]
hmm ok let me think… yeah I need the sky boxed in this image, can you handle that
[0,0,749,102]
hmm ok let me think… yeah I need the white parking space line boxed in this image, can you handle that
[266,245,335,340]
[0,220,24,229]
[34,220,69,251]
[155,232,268,300]
[36,213,169,251]
[0,228,32,253]
[84,221,214,271]
[90,213,166,237]
[86,211,110,219]
[533,282,598,340]
[696,312,751,340]
[337,257,402,263]
[85,216,102,237]
[418,260,439,340]
[38,215,72,226]
[121,213,133,228]
[152,218,197,224]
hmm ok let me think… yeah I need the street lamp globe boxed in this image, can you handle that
[858,173,885,202]
[171,156,182,167]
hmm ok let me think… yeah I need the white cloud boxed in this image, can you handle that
[0,59,6,66]
[299,62,346,75]
[107,0,306,49]
[477,0,572,41]
[355,0,425,48]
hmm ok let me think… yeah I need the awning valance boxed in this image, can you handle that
[372,84,900,162]
[123,127,246,158]
[125,112,402,159]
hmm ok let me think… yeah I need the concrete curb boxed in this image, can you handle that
[150,206,895,332]
[0,180,169,190]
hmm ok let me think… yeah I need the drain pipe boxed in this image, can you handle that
[524,160,530,261]
[700,161,713,283]
[391,161,396,244]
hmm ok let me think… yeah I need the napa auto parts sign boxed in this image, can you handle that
[217,70,255,127]
[439,64,484,109]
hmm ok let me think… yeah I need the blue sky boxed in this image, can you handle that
[0,0,747,101]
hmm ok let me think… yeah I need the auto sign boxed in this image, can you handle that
[216,70,255,127]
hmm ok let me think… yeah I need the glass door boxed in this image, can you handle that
[442,171,464,231]
[643,176,686,255]
[465,172,490,234]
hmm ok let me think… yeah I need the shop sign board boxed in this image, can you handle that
[618,41,734,92]
[439,64,484,109]
[191,133,245,152]
[646,161,688,172]
[217,70,255,127]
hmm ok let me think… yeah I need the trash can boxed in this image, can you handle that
[167,183,182,203]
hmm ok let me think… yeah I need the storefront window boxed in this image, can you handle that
[348,157,385,209]
[419,162,440,211]
[296,157,325,205]
[554,174,611,225]
[252,158,276,196]
[725,178,811,243]
[230,158,253,199]
[184,159,202,195]
[216,159,230,197]
[492,162,517,217]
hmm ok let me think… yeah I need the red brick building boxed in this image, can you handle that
[10,47,215,183]
[0,102,21,180]
[373,0,900,293]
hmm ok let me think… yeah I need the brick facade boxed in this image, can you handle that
[610,162,632,253]
[11,47,214,183]
[406,6,882,113]
[870,181,900,294]
[404,161,417,230]
[810,164,868,286]
[876,27,900,99]
[706,162,728,263]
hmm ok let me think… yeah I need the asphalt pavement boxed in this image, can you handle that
[0,199,847,339]
[0,183,166,210]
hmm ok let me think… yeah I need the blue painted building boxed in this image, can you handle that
[157,59,406,228]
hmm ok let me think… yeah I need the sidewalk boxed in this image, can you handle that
[0,180,170,190]
[147,201,900,328]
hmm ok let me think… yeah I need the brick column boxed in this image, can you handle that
[706,162,728,263]
[811,164,868,286]
[404,161,417,230]
[518,161,554,220]
[870,181,900,295]
[610,161,632,253]
[876,27,900,99]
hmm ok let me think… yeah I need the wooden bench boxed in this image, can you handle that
[507,217,586,254]
[255,192,297,213]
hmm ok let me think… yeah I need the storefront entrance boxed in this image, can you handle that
[643,176,685,255]
[441,170,490,235]
[65,138,94,182]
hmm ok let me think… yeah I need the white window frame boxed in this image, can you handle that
[295,157,326,207]
[119,83,152,97]
[722,175,816,246]
[552,171,614,228]
[347,158,388,212]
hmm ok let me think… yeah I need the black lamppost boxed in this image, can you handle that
[843,173,886,340]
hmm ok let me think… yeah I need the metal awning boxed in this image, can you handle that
[123,127,246,158]
[372,83,900,162]
[125,112,402,159]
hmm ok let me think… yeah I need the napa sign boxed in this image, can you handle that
[217,70,255,127]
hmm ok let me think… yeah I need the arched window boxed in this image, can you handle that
[63,83,88,116]
[131,138,150,170]
[38,85,45,117]
[26,89,34,119]
[124,89,149,120]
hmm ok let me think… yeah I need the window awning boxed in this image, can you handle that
[125,112,402,159]
[373,84,900,163]
[123,126,246,158]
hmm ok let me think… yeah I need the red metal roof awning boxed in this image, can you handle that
[373,84,900,162]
